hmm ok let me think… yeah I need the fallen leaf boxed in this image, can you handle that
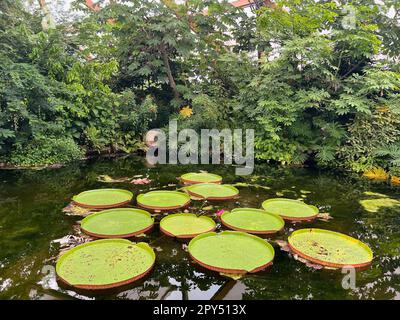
[62,203,96,217]
[317,212,333,221]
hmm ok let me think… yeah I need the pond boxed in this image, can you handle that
[1,156,399,300]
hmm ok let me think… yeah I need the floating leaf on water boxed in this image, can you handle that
[56,240,155,290]
[180,173,222,185]
[317,213,333,221]
[80,208,154,238]
[72,189,133,209]
[288,229,373,268]
[262,198,319,221]
[188,231,275,274]
[62,203,96,217]
[160,214,216,239]
[137,191,191,211]
[97,175,132,183]
[185,184,239,201]
[363,167,389,181]
[221,208,285,235]
[219,272,244,280]
[231,183,271,190]
[363,191,389,198]
[359,198,400,213]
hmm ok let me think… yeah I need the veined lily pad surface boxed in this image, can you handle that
[221,208,285,235]
[137,191,190,210]
[72,189,133,209]
[160,213,216,238]
[188,231,275,274]
[288,229,373,268]
[185,184,239,201]
[180,172,222,185]
[262,198,319,221]
[80,208,154,238]
[56,239,155,290]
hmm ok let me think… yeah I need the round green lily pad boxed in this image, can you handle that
[288,229,373,268]
[185,184,239,201]
[221,208,285,235]
[188,231,275,274]
[72,189,133,209]
[136,191,190,211]
[80,208,154,238]
[160,213,216,239]
[180,172,222,185]
[56,239,155,290]
[261,198,319,221]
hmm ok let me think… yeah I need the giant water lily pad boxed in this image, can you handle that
[80,208,154,238]
[72,189,133,209]
[137,191,190,211]
[288,229,373,268]
[180,172,222,185]
[262,198,319,221]
[185,184,239,201]
[359,198,400,213]
[56,239,155,290]
[188,231,275,274]
[160,213,216,238]
[221,208,285,235]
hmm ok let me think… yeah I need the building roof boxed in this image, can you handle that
[231,0,253,8]
[231,0,272,9]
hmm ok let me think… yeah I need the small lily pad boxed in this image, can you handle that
[359,198,400,213]
[288,229,373,268]
[185,184,239,201]
[56,239,155,290]
[188,231,275,274]
[221,208,285,235]
[80,208,154,238]
[262,198,319,221]
[72,189,133,209]
[160,213,216,239]
[137,191,191,211]
[180,172,222,185]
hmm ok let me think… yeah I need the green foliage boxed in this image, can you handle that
[10,137,84,167]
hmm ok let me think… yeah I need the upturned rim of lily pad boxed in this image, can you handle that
[80,208,154,238]
[220,208,285,235]
[56,239,155,290]
[188,231,275,274]
[72,189,133,209]
[160,213,217,239]
[261,198,319,221]
[136,190,191,211]
[180,172,223,185]
[288,228,373,269]
[185,184,240,201]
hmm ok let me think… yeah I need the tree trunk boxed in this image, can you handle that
[38,0,55,30]
[160,45,180,101]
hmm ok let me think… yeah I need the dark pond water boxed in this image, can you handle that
[1,156,399,300]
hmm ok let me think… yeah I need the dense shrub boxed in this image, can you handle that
[9,137,85,167]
